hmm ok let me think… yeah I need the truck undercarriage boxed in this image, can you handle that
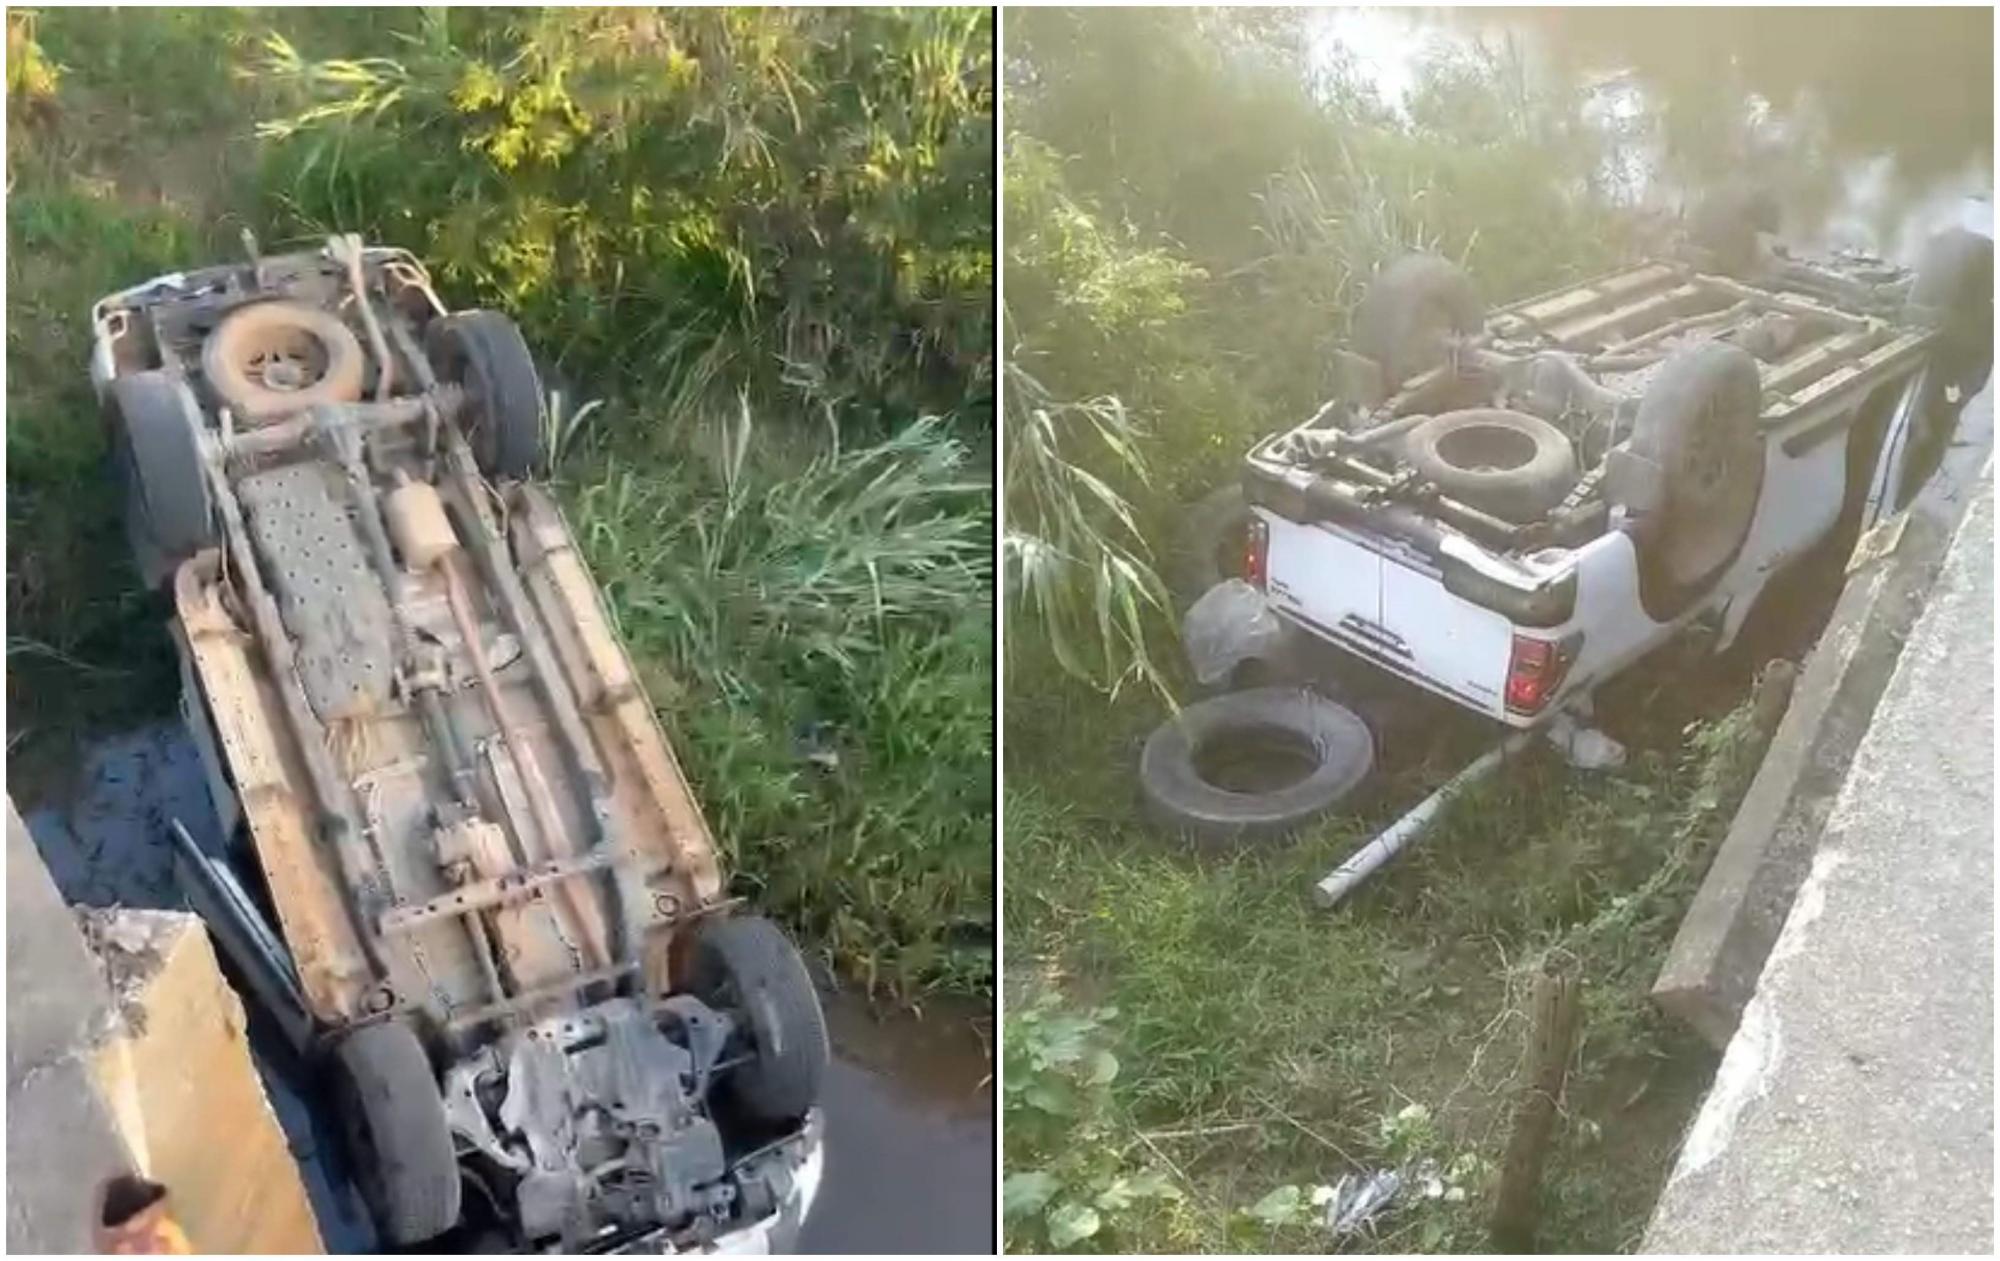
[95,238,827,1252]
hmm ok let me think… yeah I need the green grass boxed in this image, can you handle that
[1003,655,1766,1252]
[566,415,993,994]
[5,111,220,787]
[6,7,994,1002]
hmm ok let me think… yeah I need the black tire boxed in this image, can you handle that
[1687,185,1780,278]
[111,371,216,587]
[690,915,829,1125]
[1353,254,1484,389]
[201,300,367,421]
[1906,227,1993,402]
[1139,686,1374,848]
[1165,484,1251,610]
[1404,408,1578,522]
[331,1021,461,1247]
[1623,341,1766,618]
[427,311,546,479]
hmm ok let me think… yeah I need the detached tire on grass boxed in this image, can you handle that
[332,1020,461,1247]
[690,915,829,1125]
[1140,686,1374,848]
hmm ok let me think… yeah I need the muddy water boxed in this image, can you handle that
[801,992,995,1254]
[19,724,994,1255]
[1310,6,1992,264]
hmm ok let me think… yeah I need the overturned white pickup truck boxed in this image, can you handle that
[92,237,827,1253]
[1145,214,1991,868]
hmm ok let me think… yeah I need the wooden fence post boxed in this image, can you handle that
[1490,958,1581,1252]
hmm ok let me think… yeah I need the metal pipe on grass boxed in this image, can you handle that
[1314,729,1535,908]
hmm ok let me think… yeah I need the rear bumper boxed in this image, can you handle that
[1267,602,1533,727]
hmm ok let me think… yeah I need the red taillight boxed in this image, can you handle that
[1505,633,1576,716]
[1244,516,1270,590]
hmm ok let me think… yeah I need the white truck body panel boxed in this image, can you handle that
[1262,511,1516,719]
[1252,349,1932,730]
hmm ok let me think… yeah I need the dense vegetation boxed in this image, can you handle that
[1002,10,1642,701]
[997,7,1978,1252]
[6,7,994,1000]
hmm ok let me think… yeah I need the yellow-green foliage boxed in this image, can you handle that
[258,8,994,433]
[6,12,60,109]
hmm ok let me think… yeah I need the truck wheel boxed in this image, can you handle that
[1353,254,1484,389]
[332,1020,462,1247]
[1166,484,1251,610]
[1139,687,1374,849]
[1624,341,1766,616]
[111,371,216,588]
[201,300,366,422]
[426,311,546,479]
[1686,184,1780,278]
[690,915,829,1125]
[1404,409,1578,522]
[1906,227,1993,402]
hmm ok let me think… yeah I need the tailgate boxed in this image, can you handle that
[1258,510,1514,717]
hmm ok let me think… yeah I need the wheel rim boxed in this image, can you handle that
[1663,397,1759,588]
[231,322,334,394]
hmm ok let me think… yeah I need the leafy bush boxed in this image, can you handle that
[1002,993,1183,1252]
[255,7,994,435]
[6,11,60,114]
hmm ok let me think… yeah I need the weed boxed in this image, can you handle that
[1002,993,1184,1252]
[6,11,60,116]
[568,412,992,996]
[5,182,208,781]
[1002,357,1171,697]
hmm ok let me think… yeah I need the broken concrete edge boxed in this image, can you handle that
[1653,447,1996,1048]
[7,800,326,1254]
[7,799,138,1253]
[87,911,327,1253]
